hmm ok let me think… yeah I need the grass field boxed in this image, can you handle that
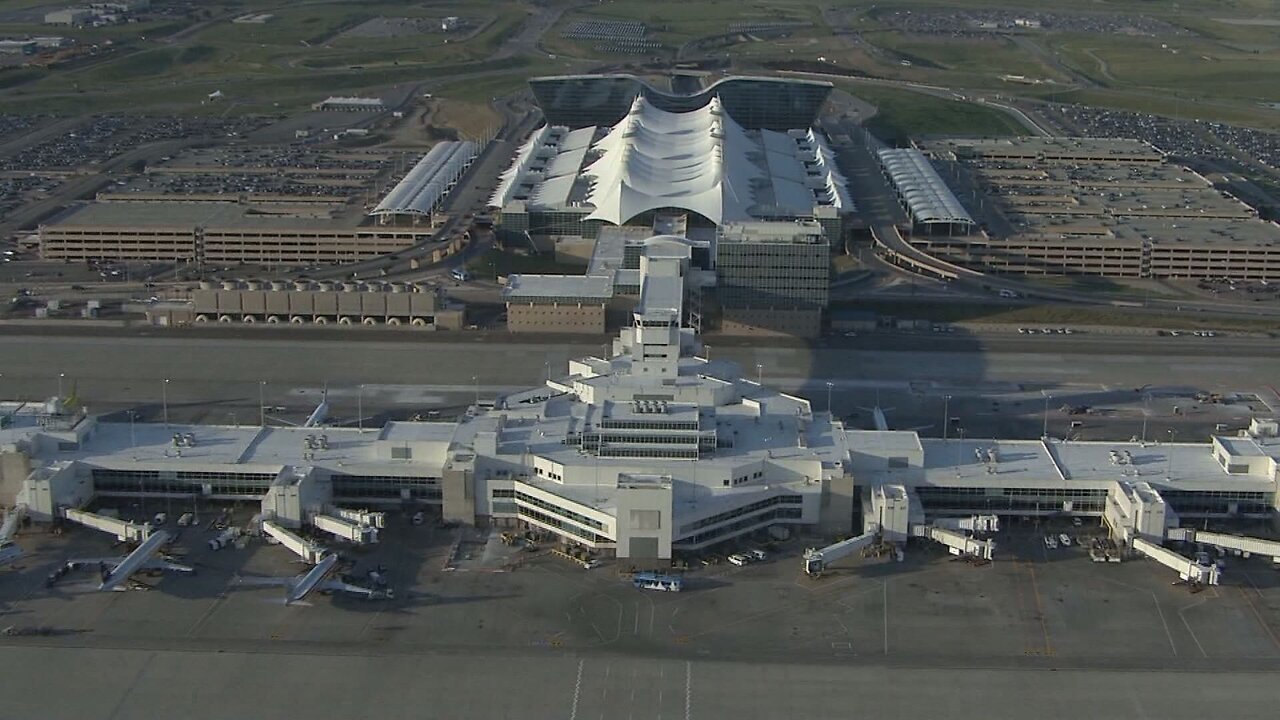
[842,83,1029,142]
[865,31,1068,82]
[1052,34,1280,103]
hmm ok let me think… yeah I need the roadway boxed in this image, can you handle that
[2,330,1276,429]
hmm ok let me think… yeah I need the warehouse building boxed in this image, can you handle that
[149,278,464,329]
[898,137,1280,281]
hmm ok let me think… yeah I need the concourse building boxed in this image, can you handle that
[3,241,1279,562]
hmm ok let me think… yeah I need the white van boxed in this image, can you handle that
[727,553,749,566]
[450,268,470,282]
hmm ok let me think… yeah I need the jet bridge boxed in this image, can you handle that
[913,524,996,560]
[804,528,881,576]
[63,508,151,542]
[262,519,326,564]
[1167,529,1280,566]
[0,505,27,567]
[1132,536,1220,586]
[311,513,378,544]
[931,515,1000,534]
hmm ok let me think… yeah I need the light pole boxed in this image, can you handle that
[258,380,266,427]
[1140,393,1150,444]
[162,378,170,427]
[358,384,365,434]
[942,395,951,440]
[1042,392,1052,439]
[472,375,479,407]
[826,381,834,416]
[128,410,136,448]
[57,372,65,399]
[1167,429,1176,478]
[756,363,763,387]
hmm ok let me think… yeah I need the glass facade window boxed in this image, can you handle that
[330,474,441,500]
[678,494,803,535]
[716,242,830,310]
[514,490,605,531]
[92,468,275,496]
[529,75,833,131]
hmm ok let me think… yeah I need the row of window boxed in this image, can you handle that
[516,505,610,544]
[511,490,604,531]
[679,494,803,535]
[598,419,700,431]
[676,507,803,547]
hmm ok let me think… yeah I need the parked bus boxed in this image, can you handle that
[632,572,683,592]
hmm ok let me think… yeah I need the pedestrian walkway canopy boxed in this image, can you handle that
[371,141,478,218]
[877,148,973,228]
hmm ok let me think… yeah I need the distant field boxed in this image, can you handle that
[842,83,1029,142]
[865,31,1068,82]
[1053,34,1280,103]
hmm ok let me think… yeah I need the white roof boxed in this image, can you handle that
[878,148,973,225]
[496,97,851,225]
[583,96,757,225]
[372,141,477,217]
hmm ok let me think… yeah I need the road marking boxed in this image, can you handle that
[882,580,889,655]
[568,659,583,720]
[1239,573,1280,652]
[684,661,693,720]
[633,601,640,635]
[1151,593,1178,657]
[1026,562,1054,656]
[1178,597,1209,658]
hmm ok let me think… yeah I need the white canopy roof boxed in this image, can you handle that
[372,141,477,217]
[492,96,853,225]
[582,96,759,226]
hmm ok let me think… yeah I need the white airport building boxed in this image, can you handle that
[2,238,1280,570]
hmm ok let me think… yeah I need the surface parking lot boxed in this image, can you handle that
[3,511,1280,667]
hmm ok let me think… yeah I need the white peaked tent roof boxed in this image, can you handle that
[582,96,762,226]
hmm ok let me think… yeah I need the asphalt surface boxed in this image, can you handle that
[1,330,1276,439]
[3,519,1280,720]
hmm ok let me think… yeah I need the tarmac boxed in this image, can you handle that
[2,514,1280,719]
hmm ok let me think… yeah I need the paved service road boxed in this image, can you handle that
[0,645,1276,720]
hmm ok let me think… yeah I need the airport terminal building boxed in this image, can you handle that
[3,235,1280,561]
[529,74,834,131]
